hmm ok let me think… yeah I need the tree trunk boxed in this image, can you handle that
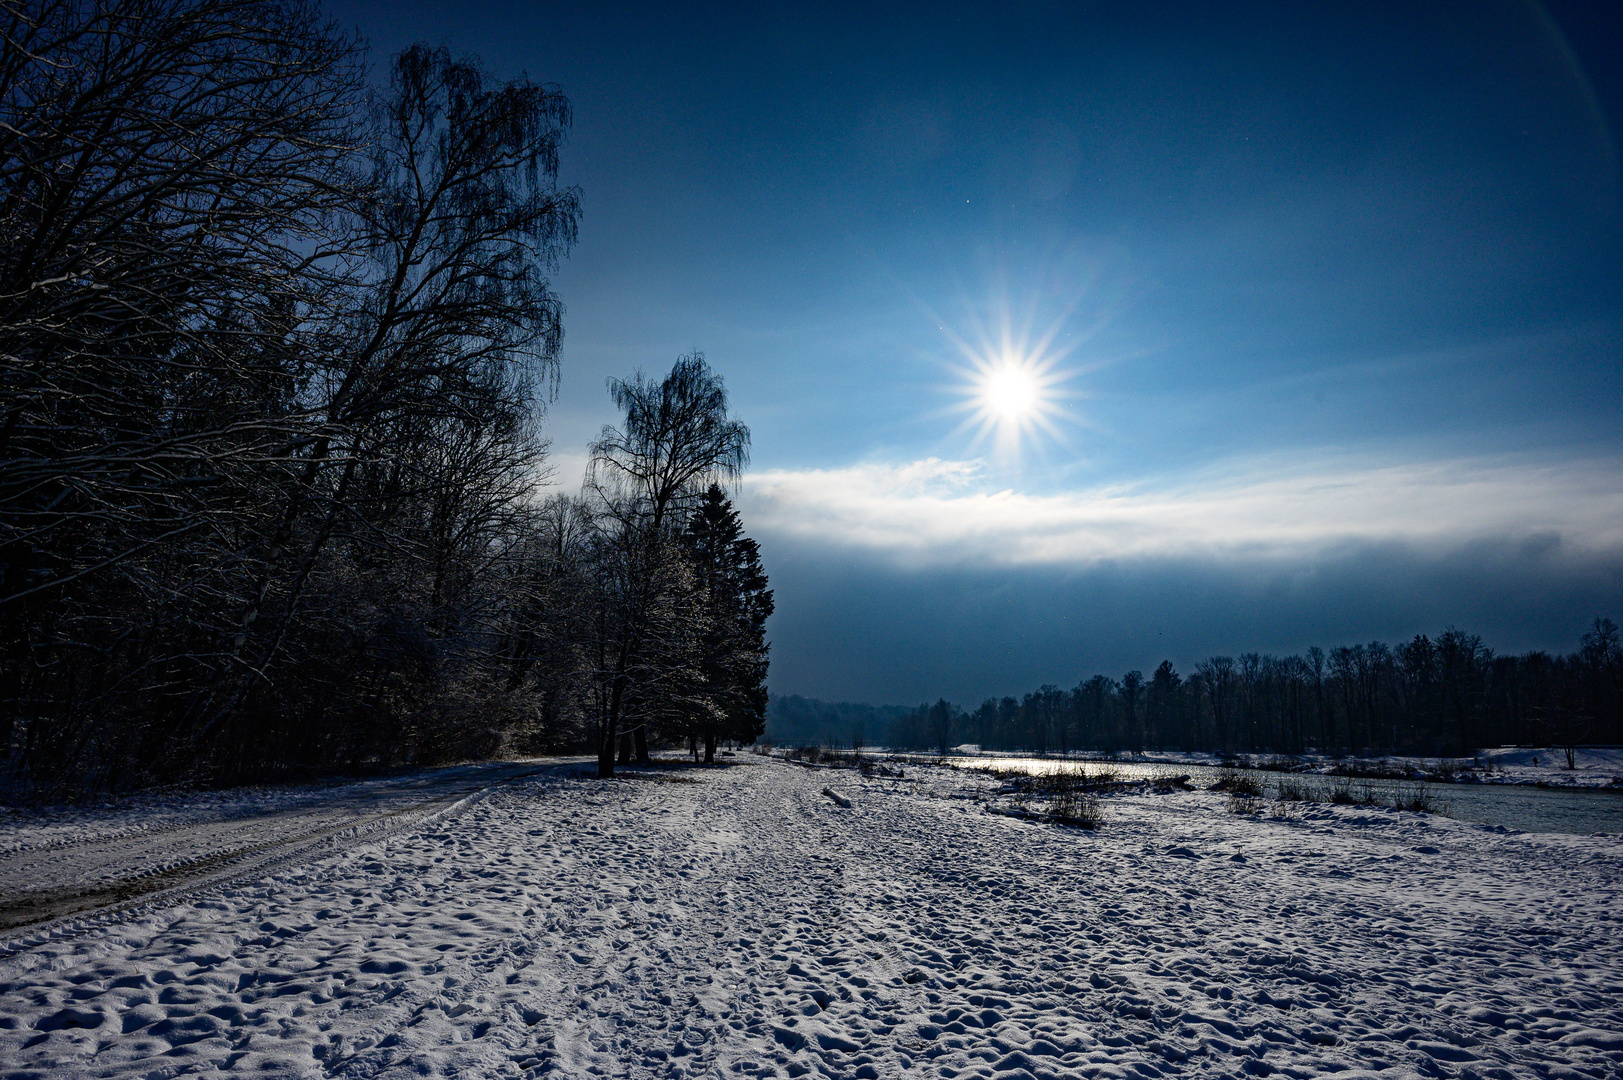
[704,731,717,763]
[597,707,617,778]
[634,725,650,763]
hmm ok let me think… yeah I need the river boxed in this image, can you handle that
[946,756,1623,836]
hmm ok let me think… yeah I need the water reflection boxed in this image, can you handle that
[939,756,1623,836]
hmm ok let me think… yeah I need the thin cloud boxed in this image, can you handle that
[740,456,1623,567]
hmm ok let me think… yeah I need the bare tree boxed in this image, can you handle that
[1196,656,1236,754]
[0,0,361,591]
[0,0,365,789]
[194,43,580,769]
[585,353,749,776]
[0,10,587,791]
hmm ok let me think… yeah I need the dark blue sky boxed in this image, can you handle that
[332,0,1622,705]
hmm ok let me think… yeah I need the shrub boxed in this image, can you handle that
[1090,766,1122,787]
[1273,777,1310,801]
[1211,767,1264,796]
[1008,766,1124,796]
[1228,793,1262,815]
[1048,789,1105,828]
[1327,758,1407,780]
[1393,784,1442,814]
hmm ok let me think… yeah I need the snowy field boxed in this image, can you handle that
[0,763,552,931]
[1,756,1620,1079]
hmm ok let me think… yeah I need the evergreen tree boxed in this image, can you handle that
[680,485,773,761]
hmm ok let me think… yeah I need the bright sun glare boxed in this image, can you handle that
[956,350,1069,460]
[938,301,1085,462]
[984,365,1038,419]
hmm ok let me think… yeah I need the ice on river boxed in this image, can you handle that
[0,756,1619,1078]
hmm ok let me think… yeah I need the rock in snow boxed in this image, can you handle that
[0,756,1619,1078]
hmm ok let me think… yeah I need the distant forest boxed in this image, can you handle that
[765,696,914,749]
[1,1,769,794]
[780,620,1622,757]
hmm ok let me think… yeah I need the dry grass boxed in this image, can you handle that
[1392,784,1443,813]
[1210,767,1264,797]
[1047,788,1105,828]
[1227,793,1263,815]
[1273,777,1310,801]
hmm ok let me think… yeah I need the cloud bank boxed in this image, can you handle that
[741,455,1623,568]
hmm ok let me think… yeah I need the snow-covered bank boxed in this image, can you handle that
[1477,746,1623,788]
[935,746,1623,790]
[1,758,1620,1078]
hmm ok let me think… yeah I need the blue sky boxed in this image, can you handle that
[331,0,1623,705]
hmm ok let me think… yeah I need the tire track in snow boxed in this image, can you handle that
[0,763,551,941]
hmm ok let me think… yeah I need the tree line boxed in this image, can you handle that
[1,0,769,794]
[878,620,1622,757]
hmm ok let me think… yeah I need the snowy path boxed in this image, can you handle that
[0,757,1620,1078]
[0,762,551,933]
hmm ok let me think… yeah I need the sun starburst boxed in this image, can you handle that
[943,316,1078,463]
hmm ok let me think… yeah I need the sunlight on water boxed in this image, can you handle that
[930,754,1623,835]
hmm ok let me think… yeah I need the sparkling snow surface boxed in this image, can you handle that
[1,757,1620,1078]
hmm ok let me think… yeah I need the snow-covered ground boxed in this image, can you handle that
[0,761,551,859]
[0,762,551,931]
[1475,747,1623,788]
[1,756,1620,1078]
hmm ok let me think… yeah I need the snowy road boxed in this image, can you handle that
[0,762,551,932]
[1,757,1620,1078]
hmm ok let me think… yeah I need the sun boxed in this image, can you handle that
[947,345,1072,461]
[984,364,1039,419]
[931,284,1092,463]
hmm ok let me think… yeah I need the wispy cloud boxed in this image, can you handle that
[740,455,1623,566]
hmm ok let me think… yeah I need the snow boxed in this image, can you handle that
[1,756,1620,1078]
[1476,746,1623,788]
[0,763,554,933]
[0,761,551,859]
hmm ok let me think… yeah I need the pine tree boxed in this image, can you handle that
[680,485,773,762]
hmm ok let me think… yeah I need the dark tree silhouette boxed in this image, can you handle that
[865,621,1620,759]
[680,484,773,762]
[586,353,750,776]
[0,4,604,794]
